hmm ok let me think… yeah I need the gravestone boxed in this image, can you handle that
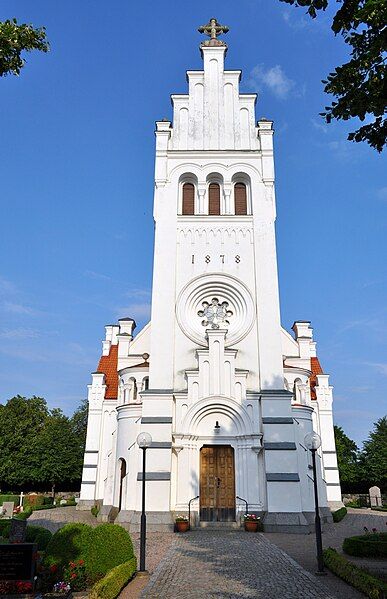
[369,486,382,507]
[9,518,27,543]
[0,543,36,581]
[2,501,14,518]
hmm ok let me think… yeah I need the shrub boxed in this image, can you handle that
[91,504,100,518]
[14,507,32,520]
[24,494,44,508]
[323,547,387,599]
[85,524,135,584]
[63,559,87,591]
[0,494,19,506]
[343,533,387,558]
[32,504,57,511]
[25,525,52,551]
[43,496,54,506]
[332,507,347,522]
[89,557,137,599]
[371,506,387,512]
[345,499,361,508]
[0,520,11,539]
[44,523,93,574]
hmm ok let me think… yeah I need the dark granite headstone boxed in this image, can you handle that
[0,543,36,582]
[9,518,27,543]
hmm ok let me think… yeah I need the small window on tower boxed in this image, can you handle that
[182,183,195,215]
[234,182,247,215]
[208,183,221,215]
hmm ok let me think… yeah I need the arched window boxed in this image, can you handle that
[142,377,149,391]
[182,183,195,215]
[208,183,220,215]
[234,182,247,215]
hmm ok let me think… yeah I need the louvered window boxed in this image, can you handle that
[182,183,195,215]
[208,183,221,215]
[234,183,247,215]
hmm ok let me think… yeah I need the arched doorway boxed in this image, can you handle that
[118,459,126,512]
[200,445,235,522]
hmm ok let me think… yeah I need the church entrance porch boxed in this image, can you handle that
[199,445,236,522]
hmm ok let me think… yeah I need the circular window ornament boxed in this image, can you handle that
[176,273,255,347]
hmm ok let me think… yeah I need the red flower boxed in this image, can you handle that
[78,559,85,565]
[50,564,58,573]
[69,561,76,569]
[71,573,77,579]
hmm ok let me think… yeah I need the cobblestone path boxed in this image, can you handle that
[141,531,337,599]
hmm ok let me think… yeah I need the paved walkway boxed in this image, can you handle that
[140,532,337,599]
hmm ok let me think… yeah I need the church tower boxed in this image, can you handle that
[79,19,342,531]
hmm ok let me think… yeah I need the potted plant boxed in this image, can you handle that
[175,515,189,532]
[243,514,261,532]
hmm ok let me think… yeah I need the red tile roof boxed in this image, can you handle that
[310,356,323,400]
[97,344,118,399]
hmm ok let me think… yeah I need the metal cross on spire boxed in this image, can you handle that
[198,18,229,47]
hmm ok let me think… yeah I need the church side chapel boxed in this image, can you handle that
[78,19,342,533]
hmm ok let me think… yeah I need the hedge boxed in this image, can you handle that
[323,547,387,599]
[332,507,347,523]
[24,494,45,508]
[85,524,135,584]
[14,507,32,520]
[25,525,52,551]
[89,557,137,599]
[44,523,93,572]
[44,523,135,584]
[343,533,387,558]
[0,494,19,506]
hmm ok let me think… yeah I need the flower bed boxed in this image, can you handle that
[343,531,387,558]
[323,547,387,599]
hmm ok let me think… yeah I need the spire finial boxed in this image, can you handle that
[198,17,229,48]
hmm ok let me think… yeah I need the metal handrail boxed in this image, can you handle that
[188,495,200,530]
[236,495,248,515]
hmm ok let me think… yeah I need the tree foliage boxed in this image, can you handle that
[359,416,387,489]
[280,0,387,151]
[0,18,49,77]
[0,396,87,490]
[334,425,359,484]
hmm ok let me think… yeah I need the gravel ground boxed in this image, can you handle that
[266,508,387,599]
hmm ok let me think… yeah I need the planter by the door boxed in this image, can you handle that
[244,520,259,532]
[176,520,189,532]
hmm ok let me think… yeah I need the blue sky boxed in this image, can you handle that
[0,1,385,447]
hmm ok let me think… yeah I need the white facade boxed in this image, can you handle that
[79,25,342,532]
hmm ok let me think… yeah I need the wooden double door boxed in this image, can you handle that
[200,445,236,522]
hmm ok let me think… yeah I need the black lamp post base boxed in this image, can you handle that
[137,570,149,577]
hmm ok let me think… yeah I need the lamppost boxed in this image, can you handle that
[137,431,152,573]
[304,431,325,575]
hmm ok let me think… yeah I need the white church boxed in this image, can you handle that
[79,19,342,532]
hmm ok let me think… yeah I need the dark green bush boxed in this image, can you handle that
[43,496,54,506]
[89,557,137,599]
[14,507,32,520]
[371,506,387,512]
[332,507,347,522]
[343,533,387,558]
[0,494,19,506]
[32,504,57,511]
[44,523,93,573]
[86,524,135,584]
[0,520,11,539]
[345,499,361,508]
[25,525,52,551]
[323,547,387,599]
[91,505,100,518]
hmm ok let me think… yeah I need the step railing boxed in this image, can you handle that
[188,495,199,530]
